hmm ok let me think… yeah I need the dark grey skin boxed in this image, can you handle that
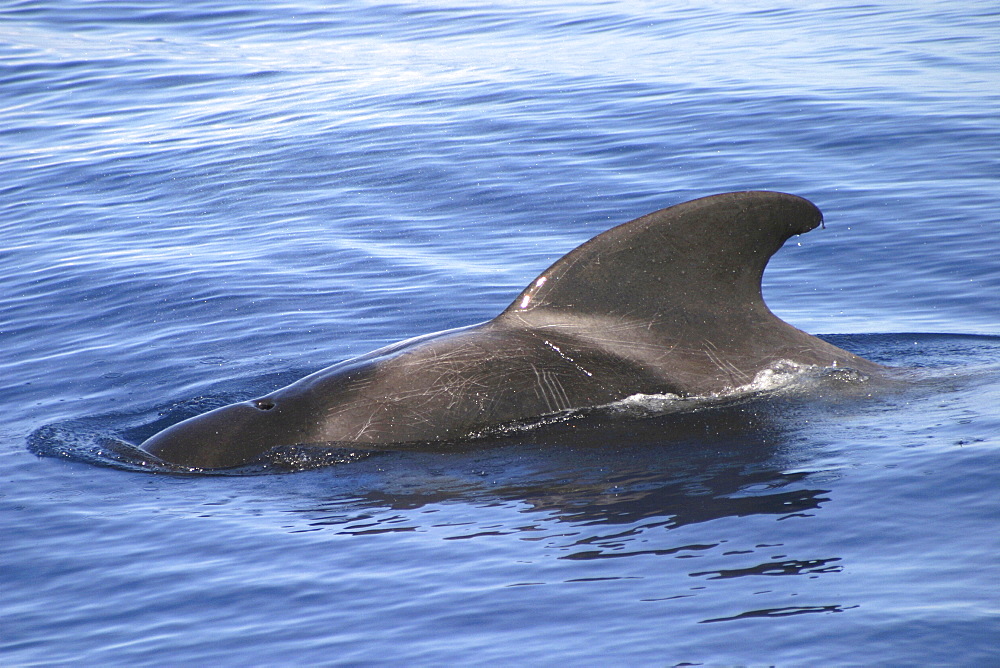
[141,191,881,468]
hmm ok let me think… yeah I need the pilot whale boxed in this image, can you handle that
[141,191,880,468]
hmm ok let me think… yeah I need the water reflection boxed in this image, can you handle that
[291,392,836,535]
[271,392,855,626]
[29,373,905,627]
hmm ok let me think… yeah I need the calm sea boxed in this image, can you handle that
[2,1,998,665]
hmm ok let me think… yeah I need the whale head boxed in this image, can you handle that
[142,393,319,468]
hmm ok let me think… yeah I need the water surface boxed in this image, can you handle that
[2,1,998,665]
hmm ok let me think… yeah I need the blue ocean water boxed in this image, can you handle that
[2,1,999,665]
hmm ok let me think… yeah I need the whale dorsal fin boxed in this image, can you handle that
[500,191,822,329]
[492,191,872,386]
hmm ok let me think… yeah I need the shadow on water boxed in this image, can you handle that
[282,389,847,534]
